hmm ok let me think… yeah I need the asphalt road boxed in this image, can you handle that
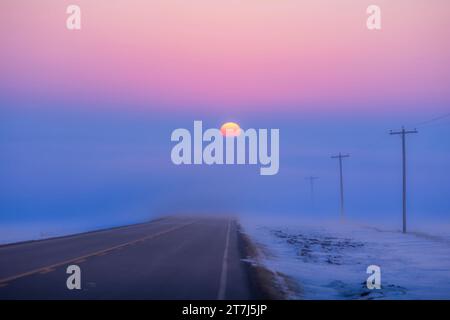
[0,216,255,299]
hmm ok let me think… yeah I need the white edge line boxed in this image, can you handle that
[218,219,231,300]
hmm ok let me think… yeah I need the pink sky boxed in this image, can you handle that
[1,0,450,113]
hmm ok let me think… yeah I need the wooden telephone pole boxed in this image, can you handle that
[390,127,418,233]
[331,153,350,220]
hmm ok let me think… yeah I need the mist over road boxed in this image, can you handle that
[0,217,256,299]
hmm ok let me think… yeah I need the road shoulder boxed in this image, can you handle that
[237,223,298,299]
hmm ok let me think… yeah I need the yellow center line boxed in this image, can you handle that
[39,268,55,274]
[0,221,195,285]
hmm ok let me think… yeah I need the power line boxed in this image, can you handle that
[389,126,418,233]
[331,153,350,221]
[413,112,450,128]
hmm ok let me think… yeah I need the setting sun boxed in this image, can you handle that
[220,122,241,137]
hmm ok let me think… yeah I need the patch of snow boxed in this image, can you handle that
[0,217,149,245]
[242,218,450,300]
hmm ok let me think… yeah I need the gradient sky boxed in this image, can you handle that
[1,1,449,240]
[2,0,450,112]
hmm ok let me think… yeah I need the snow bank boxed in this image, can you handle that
[242,218,450,299]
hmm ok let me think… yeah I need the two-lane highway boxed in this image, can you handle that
[0,217,255,299]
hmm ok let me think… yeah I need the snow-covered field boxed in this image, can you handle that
[242,219,450,300]
[0,218,147,245]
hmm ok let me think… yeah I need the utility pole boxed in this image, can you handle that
[305,176,319,212]
[390,126,418,233]
[331,153,350,221]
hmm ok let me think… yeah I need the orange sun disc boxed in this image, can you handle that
[220,122,241,137]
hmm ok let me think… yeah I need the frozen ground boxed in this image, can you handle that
[0,217,148,245]
[242,219,450,299]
